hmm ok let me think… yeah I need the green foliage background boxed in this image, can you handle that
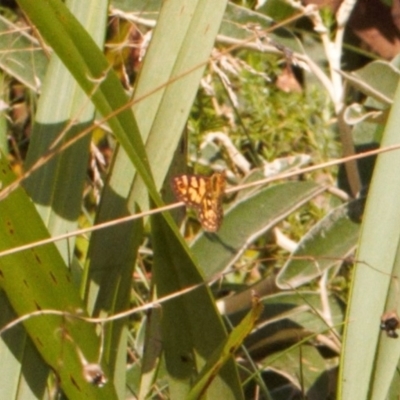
[0,0,397,399]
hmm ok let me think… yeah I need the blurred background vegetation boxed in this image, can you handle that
[0,0,399,399]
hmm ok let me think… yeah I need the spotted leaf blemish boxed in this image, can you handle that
[70,375,81,391]
[31,249,41,264]
[49,271,57,284]
[6,220,14,234]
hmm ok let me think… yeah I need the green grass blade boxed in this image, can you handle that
[0,72,9,154]
[339,75,400,400]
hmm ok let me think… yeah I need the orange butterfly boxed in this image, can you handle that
[172,171,226,232]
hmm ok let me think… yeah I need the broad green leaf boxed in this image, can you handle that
[16,0,157,200]
[244,292,344,347]
[86,0,230,304]
[192,182,325,279]
[187,295,263,400]
[137,307,163,399]
[0,153,116,398]
[90,216,143,397]
[339,68,400,400]
[257,0,299,22]
[151,209,243,399]
[24,0,107,261]
[129,0,230,207]
[221,3,303,53]
[227,291,343,399]
[0,291,47,399]
[113,0,302,54]
[112,0,160,14]
[15,2,243,400]
[0,15,47,91]
[264,345,332,399]
[276,202,360,289]
[339,61,398,107]
[9,2,110,399]
[85,0,238,396]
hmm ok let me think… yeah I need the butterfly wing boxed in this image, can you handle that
[198,172,225,232]
[172,174,207,207]
[172,172,226,232]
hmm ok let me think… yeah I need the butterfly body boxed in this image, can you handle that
[172,171,226,232]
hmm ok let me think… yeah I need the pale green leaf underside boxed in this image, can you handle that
[192,182,325,279]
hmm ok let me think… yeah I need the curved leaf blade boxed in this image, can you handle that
[192,182,325,279]
[276,202,360,289]
[339,69,400,400]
